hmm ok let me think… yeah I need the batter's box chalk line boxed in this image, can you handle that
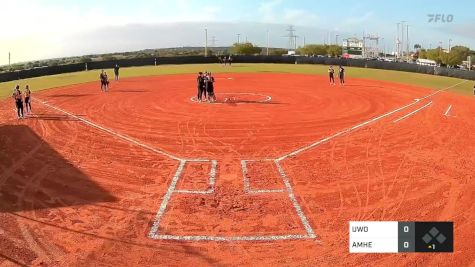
[241,159,285,194]
[148,158,316,241]
[174,160,217,194]
[190,92,272,104]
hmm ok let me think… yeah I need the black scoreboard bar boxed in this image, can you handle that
[349,221,453,253]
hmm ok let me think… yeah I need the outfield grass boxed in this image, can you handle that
[1,63,473,99]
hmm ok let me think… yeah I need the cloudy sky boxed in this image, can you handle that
[1,0,474,65]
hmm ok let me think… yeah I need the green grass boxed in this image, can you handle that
[1,63,473,99]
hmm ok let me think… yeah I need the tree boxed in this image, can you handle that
[269,48,288,56]
[296,44,327,56]
[326,45,342,57]
[230,42,262,55]
[414,44,422,50]
[79,56,93,63]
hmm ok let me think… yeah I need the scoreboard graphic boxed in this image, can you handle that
[349,221,453,253]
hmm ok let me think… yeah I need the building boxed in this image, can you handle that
[416,58,437,66]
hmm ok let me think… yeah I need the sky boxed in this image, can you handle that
[1,0,474,65]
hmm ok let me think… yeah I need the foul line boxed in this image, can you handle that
[276,80,468,161]
[444,105,452,117]
[393,101,433,123]
[34,97,184,162]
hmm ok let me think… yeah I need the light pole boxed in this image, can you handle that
[8,52,11,69]
[396,23,400,59]
[237,34,241,44]
[448,38,452,52]
[204,28,208,57]
[401,21,406,59]
[335,34,339,46]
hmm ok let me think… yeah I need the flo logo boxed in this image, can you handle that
[428,14,454,23]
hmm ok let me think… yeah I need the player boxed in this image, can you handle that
[114,64,120,81]
[206,73,216,102]
[12,85,24,119]
[100,70,106,91]
[104,72,110,91]
[328,65,335,85]
[228,55,233,66]
[197,72,205,102]
[201,72,208,100]
[24,85,32,114]
[339,65,345,85]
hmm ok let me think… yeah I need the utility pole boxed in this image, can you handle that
[237,33,241,44]
[8,52,11,69]
[303,36,306,47]
[266,30,270,56]
[335,34,339,46]
[406,24,410,60]
[396,23,400,59]
[448,38,452,52]
[204,28,208,57]
[401,21,406,60]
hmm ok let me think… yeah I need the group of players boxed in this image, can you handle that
[328,65,345,85]
[11,85,32,119]
[99,64,120,92]
[196,72,216,102]
[218,55,233,66]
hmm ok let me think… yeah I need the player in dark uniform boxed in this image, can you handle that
[100,70,106,91]
[12,85,24,119]
[328,65,335,85]
[114,64,120,80]
[24,85,32,114]
[202,72,208,100]
[197,72,205,102]
[338,65,345,85]
[206,73,216,102]
[104,72,110,91]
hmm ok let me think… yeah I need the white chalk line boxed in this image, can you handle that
[241,160,285,194]
[393,101,433,123]
[148,160,186,238]
[150,234,312,241]
[35,96,311,241]
[275,160,316,238]
[190,92,272,104]
[276,80,469,161]
[444,105,452,117]
[174,160,217,194]
[34,97,184,162]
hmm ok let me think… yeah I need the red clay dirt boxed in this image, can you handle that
[0,73,474,266]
